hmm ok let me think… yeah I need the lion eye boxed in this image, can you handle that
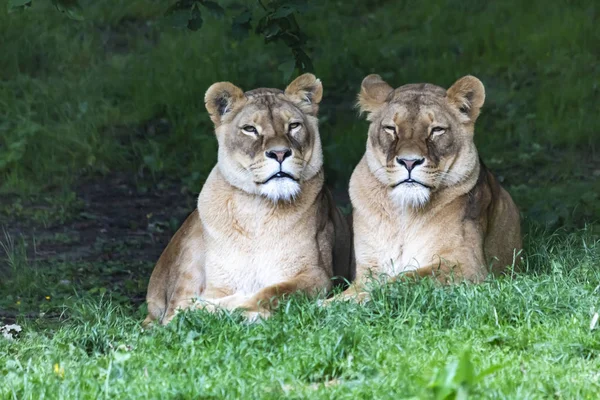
[242,125,258,134]
[288,122,301,131]
[383,125,396,135]
[431,126,446,136]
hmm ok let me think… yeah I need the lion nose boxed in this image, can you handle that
[396,157,425,172]
[266,148,292,163]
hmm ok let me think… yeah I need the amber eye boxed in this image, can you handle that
[242,125,257,134]
[383,125,396,135]
[289,122,301,131]
[431,126,446,136]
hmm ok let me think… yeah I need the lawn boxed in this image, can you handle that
[1,0,599,398]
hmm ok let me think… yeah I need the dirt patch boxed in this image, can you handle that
[1,174,197,264]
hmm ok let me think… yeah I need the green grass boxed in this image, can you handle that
[1,0,599,398]
[1,228,599,398]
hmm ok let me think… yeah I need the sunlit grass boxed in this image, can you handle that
[1,228,599,398]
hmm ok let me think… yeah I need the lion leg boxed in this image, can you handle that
[395,251,488,284]
[160,272,205,326]
[322,282,371,305]
[143,211,205,327]
[231,271,331,320]
[322,263,378,305]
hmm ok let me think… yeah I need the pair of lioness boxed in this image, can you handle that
[144,73,521,326]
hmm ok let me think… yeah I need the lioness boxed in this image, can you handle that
[144,74,353,325]
[334,75,521,301]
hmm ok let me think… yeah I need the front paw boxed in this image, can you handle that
[242,309,271,323]
[321,290,371,306]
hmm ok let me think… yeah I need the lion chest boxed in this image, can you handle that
[198,197,320,295]
[203,239,308,294]
[371,218,442,275]
[381,218,460,274]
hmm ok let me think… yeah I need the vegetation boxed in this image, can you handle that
[1,0,598,398]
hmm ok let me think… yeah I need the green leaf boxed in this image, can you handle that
[167,9,192,29]
[272,5,294,19]
[8,0,31,6]
[474,364,503,384]
[8,0,31,11]
[231,8,252,40]
[279,0,311,13]
[232,8,251,24]
[187,7,203,31]
[278,60,296,81]
[52,0,84,21]
[202,1,224,18]
[262,21,281,39]
[455,349,474,385]
[293,49,313,73]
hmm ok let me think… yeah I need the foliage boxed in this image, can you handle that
[9,0,314,77]
[427,349,502,400]
[163,0,314,76]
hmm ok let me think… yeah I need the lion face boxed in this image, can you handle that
[204,74,324,202]
[357,75,485,208]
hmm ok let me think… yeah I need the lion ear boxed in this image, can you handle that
[284,73,323,116]
[204,82,245,125]
[357,74,394,117]
[446,76,485,123]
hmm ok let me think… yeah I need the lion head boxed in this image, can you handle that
[204,74,324,202]
[357,74,485,208]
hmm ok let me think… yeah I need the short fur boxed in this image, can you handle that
[334,75,521,301]
[144,74,353,326]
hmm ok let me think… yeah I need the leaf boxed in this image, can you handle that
[8,0,31,6]
[52,0,84,21]
[455,349,475,385]
[187,7,203,31]
[202,1,224,18]
[165,0,194,15]
[279,0,312,13]
[278,60,296,81]
[262,20,281,39]
[231,8,252,40]
[272,5,294,19]
[232,8,251,24]
[167,9,192,29]
[474,364,504,384]
[293,48,313,72]
[7,0,31,12]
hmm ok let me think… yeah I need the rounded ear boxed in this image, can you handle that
[446,76,485,122]
[357,74,394,116]
[284,73,323,116]
[204,82,245,125]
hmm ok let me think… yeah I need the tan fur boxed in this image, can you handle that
[334,75,521,301]
[144,74,353,326]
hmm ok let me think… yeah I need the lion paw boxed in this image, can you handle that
[320,291,371,306]
[242,309,271,323]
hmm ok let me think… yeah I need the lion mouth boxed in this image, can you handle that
[262,171,299,184]
[392,178,432,189]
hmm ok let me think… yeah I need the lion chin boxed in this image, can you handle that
[259,178,301,202]
[390,184,431,209]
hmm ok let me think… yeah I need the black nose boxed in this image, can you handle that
[266,148,292,163]
[396,157,425,172]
